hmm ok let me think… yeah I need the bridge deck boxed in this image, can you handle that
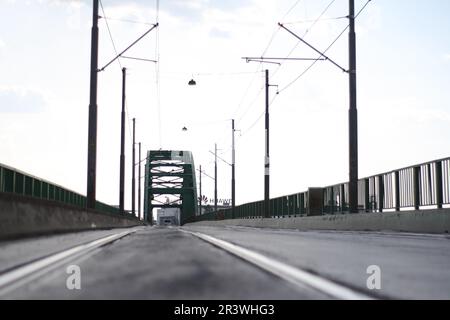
[1,226,449,299]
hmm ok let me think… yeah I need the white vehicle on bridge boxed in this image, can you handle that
[156,208,181,226]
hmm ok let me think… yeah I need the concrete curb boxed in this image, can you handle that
[186,209,450,234]
[0,192,144,240]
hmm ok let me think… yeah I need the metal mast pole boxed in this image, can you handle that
[214,143,218,213]
[138,142,141,219]
[119,67,126,214]
[87,0,99,209]
[348,0,358,213]
[231,119,236,218]
[132,118,136,216]
[264,69,270,218]
[199,165,202,216]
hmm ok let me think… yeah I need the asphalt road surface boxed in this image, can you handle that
[0,225,449,299]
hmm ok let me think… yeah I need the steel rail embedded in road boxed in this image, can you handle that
[0,228,142,295]
[180,228,375,300]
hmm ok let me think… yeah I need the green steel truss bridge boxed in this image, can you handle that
[143,150,197,225]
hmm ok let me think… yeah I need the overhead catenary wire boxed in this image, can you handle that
[282,15,348,25]
[182,118,231,151]
[238,0,372,138]
[147,70,262,81]
[184,118,231,127]
[194,71,263,77]
[231,0,305,120]
[155,0,162,148]
[237,83,265,123]
[99,0,133,141]
[230,70,264,118]
[236,0,338,134]
[278,0,372,94]
[272,0,337,79]
[278,22,348,73]
[239,93,279,138]
[100,16,155,26]
[261,0,304,57]
[99,2,121,69]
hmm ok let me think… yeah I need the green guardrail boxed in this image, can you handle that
[194,156,450,223]
[0,163,120,215]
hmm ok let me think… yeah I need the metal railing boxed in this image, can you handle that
[0,163,121,215]
[192,157,450,222]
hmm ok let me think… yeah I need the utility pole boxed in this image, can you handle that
[264,69,270,218]
[132,118,136,216]
[138,142,141,220]
[277,14,358,214]
[119,67,126,214]
[198,166,215,214]
[348,0,358,213]
[214,143,218,213]
[86,4,157,210]
[86,0,99,209]
[231,119,236,219]
[199,165,202,216]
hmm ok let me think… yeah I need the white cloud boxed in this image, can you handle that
[66,1,85,29]
[0,86,47,113]
[209,27,230,39]
[357,2,382,37]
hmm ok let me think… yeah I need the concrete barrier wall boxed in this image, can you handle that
[186,209,450,234]
[0,192,144,240]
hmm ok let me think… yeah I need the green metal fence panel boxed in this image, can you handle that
[55,187,60,201]
[49,184,55,200]
[277,198,282,217]
[24,176,33,196]
[289,195,295,216]
[0,163,122,216]
[279,198,282,216]
[286,196,291,216]
[33,179,41,198]
[300,193,304,214]
[53,186,57,201]
[15,173,24,195]
[279,197,283,216]
[4,168,14,193]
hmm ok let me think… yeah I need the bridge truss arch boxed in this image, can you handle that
[143,150,198,225]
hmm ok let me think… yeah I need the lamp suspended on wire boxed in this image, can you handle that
[188,78,196,86]
[182,126,188,131]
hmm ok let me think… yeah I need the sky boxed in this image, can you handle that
[0,0,449,212]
